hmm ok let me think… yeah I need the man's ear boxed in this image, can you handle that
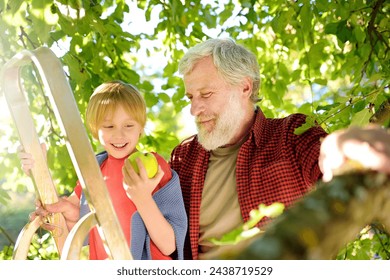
[241,77,253,99]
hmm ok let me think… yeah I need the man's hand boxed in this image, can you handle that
[319,125,390,182]
[29,195,80,232]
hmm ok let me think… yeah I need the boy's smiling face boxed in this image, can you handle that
[97,104,143,159]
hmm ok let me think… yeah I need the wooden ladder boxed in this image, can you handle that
[1,47,132,260]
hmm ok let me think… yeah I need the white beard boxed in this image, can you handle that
[197,92,245,151]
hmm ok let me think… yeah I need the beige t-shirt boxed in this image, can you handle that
[198,139,246,260]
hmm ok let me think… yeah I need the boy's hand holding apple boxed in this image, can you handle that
[122,151,164,205]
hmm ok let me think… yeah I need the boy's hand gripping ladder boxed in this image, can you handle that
[1,47,132,260]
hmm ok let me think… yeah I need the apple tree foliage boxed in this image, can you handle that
[0,0,389,259]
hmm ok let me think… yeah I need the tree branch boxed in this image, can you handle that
[369,98,390,127]
[223,172,390,260]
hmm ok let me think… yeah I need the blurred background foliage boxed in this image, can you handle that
[0,0,389,259]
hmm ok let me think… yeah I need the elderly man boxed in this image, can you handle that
[169,38,390,260]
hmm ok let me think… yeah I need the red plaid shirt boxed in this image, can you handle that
[170,109,328,260]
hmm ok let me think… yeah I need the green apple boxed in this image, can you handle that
[128,151,158,178]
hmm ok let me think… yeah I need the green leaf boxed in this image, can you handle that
[30,0,57,43]
[300,3,312,31]
[259,202,285,218]
[294,115,316,135]
[8,0,24,14]
[158,92,171,103]
[336,20,353,43]
[210,203,284,246]
[352,99,366,113]
[324,22,339,35]
[350,108,371,127]
[298,102,313,115]
[353,26,366,43]
[308,43,326,67]
[314,78,327,86]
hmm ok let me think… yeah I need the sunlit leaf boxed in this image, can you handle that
[210,203,285,245]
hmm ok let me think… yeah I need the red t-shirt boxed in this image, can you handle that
[75,152,172,260]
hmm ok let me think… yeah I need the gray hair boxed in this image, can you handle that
[178,38,260,103]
